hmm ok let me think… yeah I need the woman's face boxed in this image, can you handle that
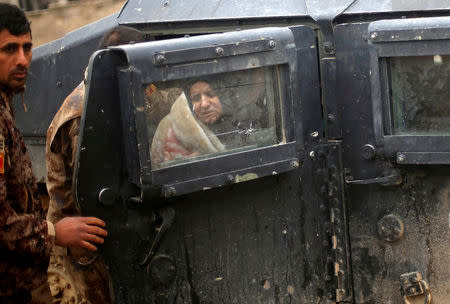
[190,81,223,124]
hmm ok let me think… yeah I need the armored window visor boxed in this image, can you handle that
[368,16,450,164]
[75,27,304,205]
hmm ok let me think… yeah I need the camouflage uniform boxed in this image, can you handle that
[46,82,113,304]
[0,89,55,303]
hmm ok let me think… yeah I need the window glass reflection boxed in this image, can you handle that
[389,55,450,135]
[145,67,282,169]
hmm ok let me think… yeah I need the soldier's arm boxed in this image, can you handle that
[0,196,55,259]
[68,117,80,171]
[48,117,108,251]
[46,118,81,223]
[0,119,55,259]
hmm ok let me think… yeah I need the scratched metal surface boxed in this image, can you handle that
[118,0,450,24]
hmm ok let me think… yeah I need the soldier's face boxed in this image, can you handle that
[190,81,223,124]
[0,29,32,91]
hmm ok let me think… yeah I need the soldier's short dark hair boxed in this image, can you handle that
[97,25,146,50]
[0,3,31,36]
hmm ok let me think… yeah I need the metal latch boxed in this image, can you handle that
[345,170,402,186]
[141,207,175,267]
[400,272,431,304]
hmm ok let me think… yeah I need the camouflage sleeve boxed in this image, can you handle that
[68,117,80,174]
[46,118,81,223]
[0,121,54,260]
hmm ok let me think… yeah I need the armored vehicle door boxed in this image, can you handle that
[336,16,450,303]
[74,26,353,303]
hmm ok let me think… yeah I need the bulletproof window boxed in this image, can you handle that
[388,55,450,135]
[368,17,450,163]
[145,67,283,169]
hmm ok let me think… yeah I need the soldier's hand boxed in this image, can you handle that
[54,217,108,251]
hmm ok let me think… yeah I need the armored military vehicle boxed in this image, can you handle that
[18,0,450,303]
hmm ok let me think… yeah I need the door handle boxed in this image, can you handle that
[345,170,402,186]
[140,207,175,267]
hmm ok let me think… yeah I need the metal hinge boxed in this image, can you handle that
[311,143,352,302]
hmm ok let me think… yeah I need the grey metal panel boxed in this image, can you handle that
[15,12,119,138]
[118,0,450,25]
[368,16,450,42]
[26,139,47,183]
[346,0,450,14]
[113,27,295,83]
[14,13,119,182]
[305,0,356,22]
[118,0,308,24]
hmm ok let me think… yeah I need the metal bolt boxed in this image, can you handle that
[327,113,335,122]
[215,47,224,57]
[291,161,299,168]
[155,54,166,65]
[377,214,404,242]
[162,0,169,7]
[338,270,344,276]
[410,287,416,293]
[166,187,176,197]
[323,42,334,54]
[269,40,276,49]
[337,247,343,253]
[370,32,379,41]
[310,131,319,138]
[361,144,376,160]
[56,81,62,88]
[397,154,406,163]
[227,174,234,183]
[309,151,315,158]
[338,289,346,295]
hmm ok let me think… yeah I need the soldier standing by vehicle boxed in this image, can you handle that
[46,25,147,304]
[0,4,108,303]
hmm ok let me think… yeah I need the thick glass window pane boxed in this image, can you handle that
[144,67,283,169]
[389,55,450,135]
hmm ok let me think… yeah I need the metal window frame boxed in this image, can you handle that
[368,17,450,163]
[116,28,303,198]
